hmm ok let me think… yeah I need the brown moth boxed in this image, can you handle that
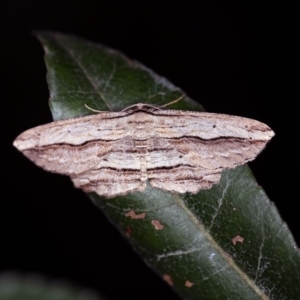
[13,104,274,198]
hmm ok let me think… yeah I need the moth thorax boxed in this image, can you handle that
[132,127,151,140]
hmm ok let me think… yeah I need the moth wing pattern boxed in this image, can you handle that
[13,106,275,197]
[146,110,274,193]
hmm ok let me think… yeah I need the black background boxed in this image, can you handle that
[1,1,298,300]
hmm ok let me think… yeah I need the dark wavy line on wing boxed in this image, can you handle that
[28,136,261,150]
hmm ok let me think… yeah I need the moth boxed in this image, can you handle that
[13,103,274,198]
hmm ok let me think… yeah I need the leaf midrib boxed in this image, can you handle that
[173,193,269,299]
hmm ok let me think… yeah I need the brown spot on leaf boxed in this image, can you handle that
[125,210,146,219]
[163,274,173,286]
[232,235,244,245]
[151,220,164,230]
[125,227,132,237]
[185,280,194,287]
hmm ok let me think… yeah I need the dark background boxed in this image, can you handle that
[1,1,297,300]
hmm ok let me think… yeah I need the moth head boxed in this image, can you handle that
[122,103,162,113]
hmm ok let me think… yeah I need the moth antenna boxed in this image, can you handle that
[85,104,105,113]
[160,93,186,108]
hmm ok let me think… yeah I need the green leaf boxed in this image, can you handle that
[0,272,105,300]
[36,31,300,300]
